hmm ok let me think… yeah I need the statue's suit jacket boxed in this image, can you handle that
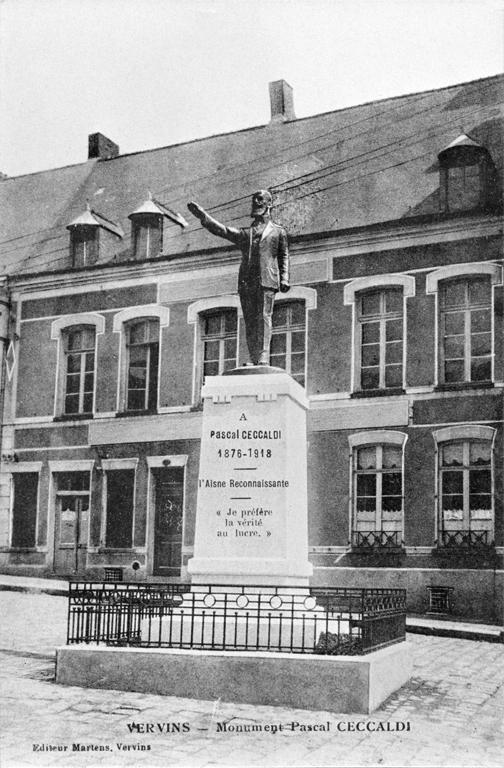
[199,212,289,292]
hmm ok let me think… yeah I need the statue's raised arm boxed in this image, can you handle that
[187,201,244,246]
[187,190,290,368]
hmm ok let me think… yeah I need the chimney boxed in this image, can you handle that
[88,132,119,160]
[269,80,296,123]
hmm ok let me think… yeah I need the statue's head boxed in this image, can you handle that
[251,189,273,218]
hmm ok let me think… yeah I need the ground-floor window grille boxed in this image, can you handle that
[427,586,454,614]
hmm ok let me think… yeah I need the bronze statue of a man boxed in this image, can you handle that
[187,190,290,366]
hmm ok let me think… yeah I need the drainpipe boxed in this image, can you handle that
[0,278,10,456]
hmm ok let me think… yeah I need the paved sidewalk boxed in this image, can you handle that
[406,615,503,642]
[0,573,69,596]
[0,591,503,767]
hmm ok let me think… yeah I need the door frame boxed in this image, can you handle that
[54,493,89,574]
[146,455,188,578]
[47,460,94,573]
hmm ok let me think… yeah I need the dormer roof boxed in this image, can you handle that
[438,133,491,164]
[67,204,124,238]
[128,194,188,227]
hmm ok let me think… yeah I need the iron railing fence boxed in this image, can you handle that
[441,530,493,548]
[352,531,403,549]
[67,583,406,655]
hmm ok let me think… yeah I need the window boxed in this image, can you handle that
[51,314,103,420]
[105,469,135,548]
[439,440,493,547]
[440,277,491,384]
[67,206,123,269]
[126,318,160,411]
[201,309,238,378]
[132,214,162,260]
[352,444,403,548]
[129,196,187,259]
[357,288,403,391]
[438,135,499,214]
[113,306,169,414]
[270,300,306,385]
[11,473,38,548]
[70,226,99,268]
[443,163,482,212]
[63,326,95,415]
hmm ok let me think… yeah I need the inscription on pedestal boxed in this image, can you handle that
[188,373,312,585]
[199,414,287,556]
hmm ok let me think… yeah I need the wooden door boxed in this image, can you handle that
[152,467,183,576]
[54,494,89,574]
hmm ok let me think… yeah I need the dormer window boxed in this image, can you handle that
[70,226,99,267]
[438,134,498,214]
[129,194,188,260]
[131,213,162,260]
[67,204,123,268]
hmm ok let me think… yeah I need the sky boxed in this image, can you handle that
[0,0,502,178]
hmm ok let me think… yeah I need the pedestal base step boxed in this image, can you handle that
[56,642,412,714]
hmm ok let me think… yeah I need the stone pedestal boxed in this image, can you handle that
[188,369,313,586]
[56,643,413,714]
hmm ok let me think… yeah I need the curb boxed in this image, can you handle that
[406,623,504,644]
[0,584,68,597]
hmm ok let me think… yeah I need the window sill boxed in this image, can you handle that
[5,547,38,553]
[434,543,495,550]
[351,388,405,399]
[54,413,94,422]
[434,381,494,392]
[115,410,158,418]
[351,545,405,554]
[98,547,134,553]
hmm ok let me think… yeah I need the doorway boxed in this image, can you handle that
[53,471,90,575]
[152,466,184,576]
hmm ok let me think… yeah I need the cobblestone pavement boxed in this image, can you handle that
[0,592,503,768]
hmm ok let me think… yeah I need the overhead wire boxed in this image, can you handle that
[165,103,498,233]
[0,77,497,254]
[4,99,495,273]
[0,80,499,269]
[152,89,440,199]
[0,89,440,255]
[155,80,499,217]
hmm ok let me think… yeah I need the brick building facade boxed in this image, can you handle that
[0,76,502,620]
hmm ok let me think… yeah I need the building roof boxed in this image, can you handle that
[1,73,502,276]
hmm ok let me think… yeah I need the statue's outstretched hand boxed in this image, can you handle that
[280,282,290,293]
[187,201,205,221]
